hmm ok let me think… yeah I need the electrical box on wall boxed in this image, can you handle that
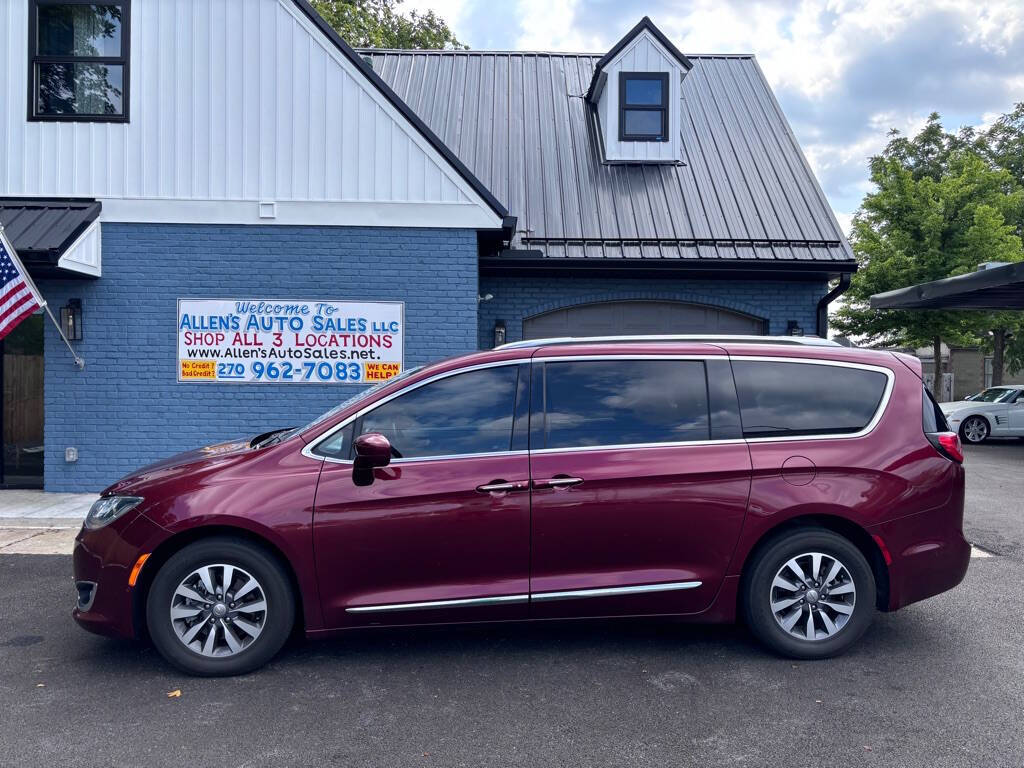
[65,447,78,463]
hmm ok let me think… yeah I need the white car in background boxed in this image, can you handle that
[940,386,1024,444]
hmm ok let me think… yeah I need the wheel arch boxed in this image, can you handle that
[736,514,890,612]
[131,524,307,640]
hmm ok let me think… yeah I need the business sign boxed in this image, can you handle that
[177,299,403,384]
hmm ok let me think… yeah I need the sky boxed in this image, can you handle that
[402,0,1024,235]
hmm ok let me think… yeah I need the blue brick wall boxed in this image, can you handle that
[40,224,478,492]
[477,276,828,349]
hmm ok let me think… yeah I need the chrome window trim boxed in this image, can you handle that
[730,356,895,443]
[344,581,704,613]
[302,353,897,465]
[301,359,527,465]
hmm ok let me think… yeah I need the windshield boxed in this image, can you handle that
[971,388,1018,403]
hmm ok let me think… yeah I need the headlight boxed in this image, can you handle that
[85,496,144,530]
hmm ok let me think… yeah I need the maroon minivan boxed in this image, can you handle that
[73,336,970,676]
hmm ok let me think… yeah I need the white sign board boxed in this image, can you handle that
[177,299,404,384]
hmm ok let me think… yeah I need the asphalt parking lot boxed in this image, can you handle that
[1,441,1022,768]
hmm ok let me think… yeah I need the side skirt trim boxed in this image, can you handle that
[344,581,704,613]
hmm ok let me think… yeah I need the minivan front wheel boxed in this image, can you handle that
[146,538,295,676]
[742,529,875,659]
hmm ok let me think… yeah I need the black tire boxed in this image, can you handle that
[742,528,875,660]
[146,538,295,676]
[959,415,990,444]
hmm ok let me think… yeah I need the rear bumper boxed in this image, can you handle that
[870,502,970,612]
[72,511,169,639]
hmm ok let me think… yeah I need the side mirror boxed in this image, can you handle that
[353,433,392,471]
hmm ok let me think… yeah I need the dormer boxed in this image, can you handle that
[586,17,692,164]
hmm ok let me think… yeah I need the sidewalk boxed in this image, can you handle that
[0,490,96,520]
[0,491,95,554]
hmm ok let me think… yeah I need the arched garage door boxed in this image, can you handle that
[523,300,765,339]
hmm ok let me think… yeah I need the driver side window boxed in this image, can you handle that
[353,364,524,460]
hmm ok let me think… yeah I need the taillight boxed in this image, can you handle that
[927,431,963,463]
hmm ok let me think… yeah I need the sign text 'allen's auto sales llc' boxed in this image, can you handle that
[177,299,404,383]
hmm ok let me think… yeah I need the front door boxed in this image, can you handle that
[528,356,751,618]
[1,313,44,489]
[312,363,531,628]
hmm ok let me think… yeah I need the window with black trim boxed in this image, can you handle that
[618,72,668,142]
[28,0,130,121]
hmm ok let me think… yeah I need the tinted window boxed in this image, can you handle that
[355,366,520,459]
[732,361,888,438]
[624,78,665,106]
[536,360,709,449]
[922,386,950,433]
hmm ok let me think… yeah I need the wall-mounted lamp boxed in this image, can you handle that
[785,320,804,337]
[60,299,83,341]
[493,319,507,348]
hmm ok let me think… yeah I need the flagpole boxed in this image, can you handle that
[0,223,84,370]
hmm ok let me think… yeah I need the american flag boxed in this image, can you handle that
[0,228,42,342]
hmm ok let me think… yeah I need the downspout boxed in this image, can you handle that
[816,273,851,338]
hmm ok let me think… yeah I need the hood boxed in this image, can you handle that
[939,400,985,415]
[103,438,256,496]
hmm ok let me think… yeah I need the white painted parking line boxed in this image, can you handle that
[970,546,994,559]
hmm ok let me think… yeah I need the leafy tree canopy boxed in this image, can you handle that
[310,0,466,49]
[833,110,1024,374]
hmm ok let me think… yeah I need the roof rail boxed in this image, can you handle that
[496,334,841,350]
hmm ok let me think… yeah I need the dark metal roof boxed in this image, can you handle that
[363,49,854,271]
[0,199,101,277]
[871,263,1024,310]
[290,0,510,225]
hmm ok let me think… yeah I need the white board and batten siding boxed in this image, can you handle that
[0,0,502,230]
[596,29,683,164]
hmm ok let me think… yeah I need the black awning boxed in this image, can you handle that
[0,199,101,278]
[870,262,1024,310]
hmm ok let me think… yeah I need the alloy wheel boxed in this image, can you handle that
[170,564,268,657]
[769,552,856,641]
[962,417,988,444]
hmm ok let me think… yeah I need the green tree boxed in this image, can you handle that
[310,0,466,49]
[833,125,1024,389]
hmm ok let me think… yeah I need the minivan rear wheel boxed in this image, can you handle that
[742,528,875,659]
[146,538,295,676]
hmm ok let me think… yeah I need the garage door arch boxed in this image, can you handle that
[522,300,766,339]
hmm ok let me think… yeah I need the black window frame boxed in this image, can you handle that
[27,0,131,123]
[618,71,669,142]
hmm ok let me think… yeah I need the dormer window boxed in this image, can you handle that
[618,72,668,142]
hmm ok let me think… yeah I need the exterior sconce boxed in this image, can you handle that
[60,299,84,341]
[786,320,804,337]
[493,319,507,348]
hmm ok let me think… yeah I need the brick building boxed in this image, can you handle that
[0,2,854,491]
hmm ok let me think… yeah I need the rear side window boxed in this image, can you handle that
[534,360,710,449]
[922,385,951,433]
[732,361,888,438]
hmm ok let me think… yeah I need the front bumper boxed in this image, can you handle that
[72,511,169,639]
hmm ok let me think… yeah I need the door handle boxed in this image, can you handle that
[533,476,584,490]
[476,480,530,494]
